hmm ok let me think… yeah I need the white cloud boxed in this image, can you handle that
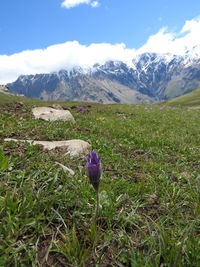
[61,0,99,9]
[138,17,200,55]
[0,42,136,84]
[1,17,200,84]
[91,1,99,8]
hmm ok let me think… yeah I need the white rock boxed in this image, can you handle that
[51,104,63,110]
[32,107,75,123]
[4,138,90,158]
[0,85,9,93]
[55,162,75,176]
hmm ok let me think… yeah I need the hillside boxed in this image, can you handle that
[0,98,200,266]
[0,92,25,104]
[167,88,200,107]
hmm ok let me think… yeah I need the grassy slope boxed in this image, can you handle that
[0,92,23,104]
[0,92,41,105]
[0,99,200,266]
[167,88,200,107]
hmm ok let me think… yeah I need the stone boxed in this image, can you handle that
[55,162,75,176]
[0,85,9,93]
[51,104,63,110]
[32,107,75,123]
[4,138,90,158]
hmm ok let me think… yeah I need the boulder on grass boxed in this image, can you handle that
[4,138,90,158]
[32,107,75,123]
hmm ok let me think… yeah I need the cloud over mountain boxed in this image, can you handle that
[0,42,135,84]
[138,17,200,55]
[1,17,200,84]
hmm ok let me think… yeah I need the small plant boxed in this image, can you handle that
[0,148,8,171]
[86,151,102,219]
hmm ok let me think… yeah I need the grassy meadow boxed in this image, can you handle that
[167,88,200,108]
[0,96,200,266]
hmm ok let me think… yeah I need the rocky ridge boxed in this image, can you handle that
[7,49,200,103]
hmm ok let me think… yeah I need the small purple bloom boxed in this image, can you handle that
[122,115,126,120]
[86,151,102,191]
[79,106,86,112]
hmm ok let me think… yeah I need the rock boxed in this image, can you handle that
[55,162,75,176]
[4,138,90,158]
[51,104,63,110]
[32,107,75,123]
[0,85,9,93]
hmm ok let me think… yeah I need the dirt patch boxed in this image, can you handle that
[3,141,27,158]
[37,234,67,267]
[0,102,30,118]
[134,172,145,181]
[133,149,152,160]
[168,156,176,164]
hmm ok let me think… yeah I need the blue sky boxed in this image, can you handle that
[1,0,200,54]
[0,0,200,84]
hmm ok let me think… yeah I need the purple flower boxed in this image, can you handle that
[86,151,102,191]
[79,106,86,112]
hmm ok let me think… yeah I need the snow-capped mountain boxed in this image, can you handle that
[7,50,200,103]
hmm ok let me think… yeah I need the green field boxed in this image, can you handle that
[0,96,200,266]
[167,88,200,108]
[0,93,23,104]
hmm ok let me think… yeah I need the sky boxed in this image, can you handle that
[0,0,200,84]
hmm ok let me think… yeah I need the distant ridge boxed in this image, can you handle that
[7,50,200,103]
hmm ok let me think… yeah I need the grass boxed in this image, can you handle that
[167,88,200,108]
[0,97,200,266]
[0,92,23,104]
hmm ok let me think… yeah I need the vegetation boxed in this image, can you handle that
[167,88,200,108]
[0,96,200,266]
[0,93,22,104]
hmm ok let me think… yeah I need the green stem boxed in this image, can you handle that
[95,188,100,219]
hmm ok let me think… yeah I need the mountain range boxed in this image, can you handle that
[7,48,200,103]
